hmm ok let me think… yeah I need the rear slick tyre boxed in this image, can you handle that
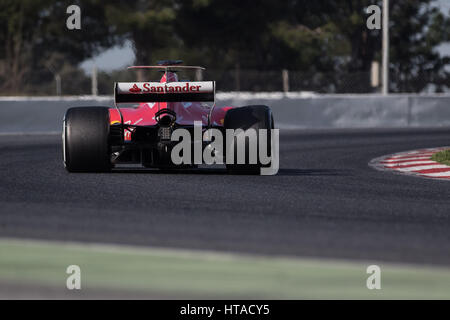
[63,107,111,172]
[224,105,274,175]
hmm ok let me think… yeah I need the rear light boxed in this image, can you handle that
[159,127,172,141]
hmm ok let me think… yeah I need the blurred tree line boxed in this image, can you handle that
[0,0,448,94]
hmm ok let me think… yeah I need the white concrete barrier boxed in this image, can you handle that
[0,94,449,132]
[217,93,450,128]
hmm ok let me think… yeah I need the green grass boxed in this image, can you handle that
[1,238,450,299]
[432,149,450,166]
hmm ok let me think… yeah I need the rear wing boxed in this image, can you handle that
[128,65,205,70]
[114,81,215,103]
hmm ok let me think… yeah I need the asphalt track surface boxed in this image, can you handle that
[1,128,449,266]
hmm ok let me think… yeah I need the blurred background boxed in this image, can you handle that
[0,0,448,96]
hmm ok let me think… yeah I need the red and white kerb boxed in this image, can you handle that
[372,147,450,180]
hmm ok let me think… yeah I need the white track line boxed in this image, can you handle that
[419,171,450,177]
[381,157,432,163]
[383,161,437,167]
[396,165,449,172]
[382,158,432,164]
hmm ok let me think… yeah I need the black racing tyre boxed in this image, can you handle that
[63,107,111,172]
[224,105,274,174]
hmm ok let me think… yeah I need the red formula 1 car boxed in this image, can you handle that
[62,60,274,174]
